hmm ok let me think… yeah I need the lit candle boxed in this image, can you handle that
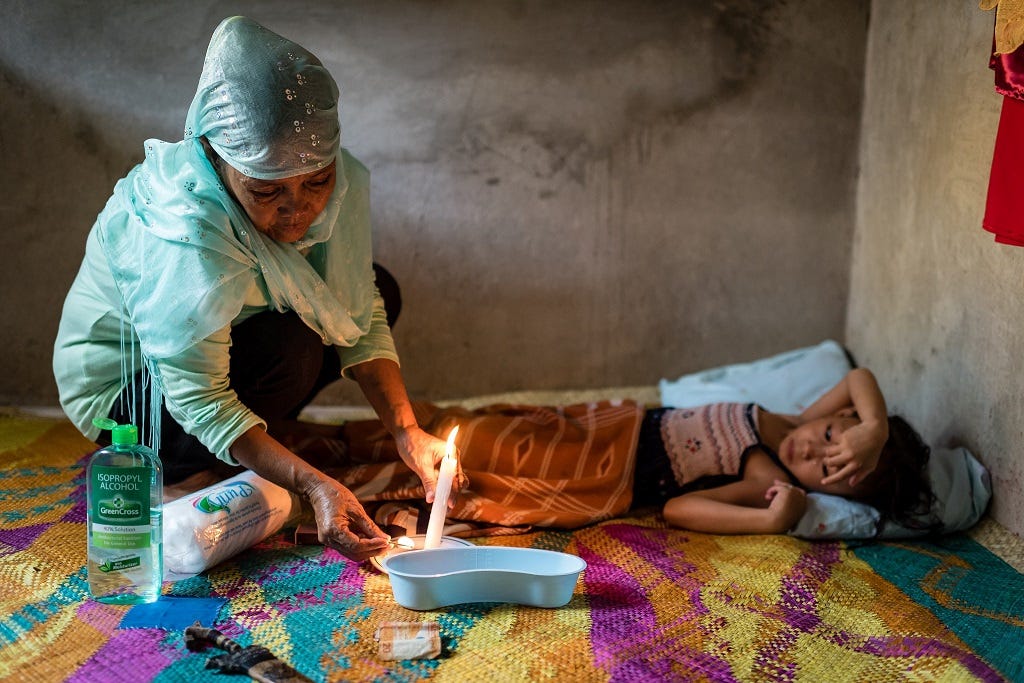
[424,426,459,549]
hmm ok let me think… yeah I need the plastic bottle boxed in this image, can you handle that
[86,418,163,604]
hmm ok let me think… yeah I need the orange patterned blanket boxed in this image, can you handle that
[337,400,644,534]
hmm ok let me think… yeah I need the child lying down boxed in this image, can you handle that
[328,368,945,538]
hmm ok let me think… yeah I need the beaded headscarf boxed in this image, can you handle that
[184,16,341,179]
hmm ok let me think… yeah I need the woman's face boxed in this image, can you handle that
[777,414,862,497]
[220,161,337,243]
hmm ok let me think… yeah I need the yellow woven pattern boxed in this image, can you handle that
[0,413,1016,682]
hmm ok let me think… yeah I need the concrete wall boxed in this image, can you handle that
[3,2,1018,538]
[0,0,866,408]
[848,1,1023,536]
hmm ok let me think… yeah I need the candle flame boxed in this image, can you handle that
[445,425,459,459]
[391,536,415,550]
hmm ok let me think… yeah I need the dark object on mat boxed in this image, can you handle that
[184,621,314,683]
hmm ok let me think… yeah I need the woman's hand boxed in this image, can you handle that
[349,359,469,505]
[302,475,390,562]
[395,426,469,506]
[765,479,807,530]
[822,418,887,487]
[231,426,389,562]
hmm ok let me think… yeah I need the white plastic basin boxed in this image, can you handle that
[382,546,586,611]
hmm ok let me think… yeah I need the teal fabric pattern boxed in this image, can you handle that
[854,535,1024,681]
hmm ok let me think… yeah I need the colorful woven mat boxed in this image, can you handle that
[1,413,1022,682]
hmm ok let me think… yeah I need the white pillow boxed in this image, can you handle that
[790,492,880,539]
[875,446,991,538]
[791,446,991,540]
[659,339,853,414]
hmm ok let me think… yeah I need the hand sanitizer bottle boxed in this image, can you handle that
[87,418,163,604]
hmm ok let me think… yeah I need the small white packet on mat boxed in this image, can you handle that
[375,622,441,660]
[163,470,302,579]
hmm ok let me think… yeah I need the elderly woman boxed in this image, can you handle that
[52,16,465,562]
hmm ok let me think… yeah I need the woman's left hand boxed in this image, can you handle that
[349,359,469,506]
[395,426,469,506]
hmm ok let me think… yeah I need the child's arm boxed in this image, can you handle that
[801,368,889,486]
[663,478,807,534]
[799,367,884,422]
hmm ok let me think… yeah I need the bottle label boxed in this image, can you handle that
[193,481,256,514]
[97,556,142,572]
[90,465,151,550]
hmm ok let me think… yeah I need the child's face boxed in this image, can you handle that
[778,414,863,497]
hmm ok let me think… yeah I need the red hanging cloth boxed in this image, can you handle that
[984,41,1024,245]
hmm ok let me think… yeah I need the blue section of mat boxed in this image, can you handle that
[854,534,1024,682]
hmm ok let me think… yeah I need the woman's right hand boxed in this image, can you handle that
[301,475,390,562]
[231,426,390,562]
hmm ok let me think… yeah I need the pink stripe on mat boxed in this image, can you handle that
[67,628,172,683]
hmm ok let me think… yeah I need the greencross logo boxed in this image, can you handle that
[98,495,143,522]
[193,482,255,514]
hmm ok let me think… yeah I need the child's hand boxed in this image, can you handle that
[765,479,806,530]
[822,419,887,487]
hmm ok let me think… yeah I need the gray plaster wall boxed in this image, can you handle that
[4,2,1020,538]
[848,1,1023,537]
[0,0,866,408]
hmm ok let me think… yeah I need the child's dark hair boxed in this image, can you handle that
[856,416,938,532]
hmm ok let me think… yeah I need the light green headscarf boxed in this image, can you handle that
[186,16,340,180]
[99,16,375,360]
